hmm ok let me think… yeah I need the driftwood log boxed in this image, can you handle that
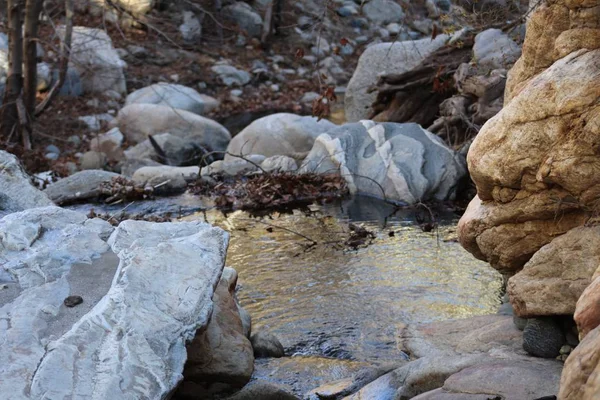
[368,39,474,128]
[369,36,508,148]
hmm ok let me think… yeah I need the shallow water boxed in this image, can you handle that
[181,196,504,364]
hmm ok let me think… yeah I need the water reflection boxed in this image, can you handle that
[185,196,503,364]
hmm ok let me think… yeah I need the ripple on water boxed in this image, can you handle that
[183,196,504,364]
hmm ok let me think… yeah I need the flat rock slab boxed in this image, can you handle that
[43,170,120,205]
[0,206,229,400]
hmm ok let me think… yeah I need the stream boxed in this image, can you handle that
[70,195,504,395]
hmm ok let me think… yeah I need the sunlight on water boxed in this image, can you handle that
[184,197,503,363]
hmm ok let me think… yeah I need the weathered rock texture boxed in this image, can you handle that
[507,226,600,317]
[300,121,466,204]
[458,0,600,272]
[117,103,231,150]
[559,325,600,400]
[0,150,54,216]
[225,113,336,162]
[177,267,253,399]
[125,83,219,116]
[340,316,562,399]
[575,266,600,338]
[0,207,229,400]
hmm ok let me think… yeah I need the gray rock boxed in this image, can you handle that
[226,113,336,162]
[345,36,449,122]
[78,113,115,131]
[307,364,399,399]
[201,155,265,177]
[124,132,210,167]
[89,127,124,162]
[523,317,565,358]
[179,267,253,398]
[120,158,163,177]
[473,28,522,70]
[362,0,404,25]
[514,316,528,331]
[225,381,300,400]
[426,0,451,18]
[132,165,198,194]
[37,62,52,91]
[125,83,219,116]
[117,104,231,151]
[300,91,320,105]
[238,304,252,339]
[337,4,358,17]
[180,10,202,42]
[45,144,61,156]
[222,2,263,38]
[79,150,107,170]
[212,64,252,87]
[251,331,285,358]
[261,155,298,173]
[58,26,127,95]
[0,209,228,400]
[43,170,119,205]
[300,122,466,204]
[0,151,54,215]
[52,67,83,97]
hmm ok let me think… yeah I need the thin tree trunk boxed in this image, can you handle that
[23,0,42,117]
[1,0,24,142]
[35,0,73,116]
[260,0,273,45]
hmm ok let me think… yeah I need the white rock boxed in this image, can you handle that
[0,208,229,400]
[132,165,199,193]
[117,104,231,151]
[0,151,54,216]
[59,26,127,94]
[180,11,202,42]
[345,36,449,122]
[261,155,298,173]
[362,0,404,25]
[473,29,522,70]
[300,122,466,204]
[125,83,219,116]
[222,2,263,38]
[212,64,251,87]
[78,113,115,131]
[225,113,337,162]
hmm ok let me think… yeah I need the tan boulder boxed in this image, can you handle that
[178,267,254,399]
[558,325,600,400]
[574,267,600,338]
[507,227,600,317]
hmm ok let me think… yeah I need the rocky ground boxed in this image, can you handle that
[3,0,600,399]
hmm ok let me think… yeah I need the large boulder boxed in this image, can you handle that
[61,26,127,94]
[222,2,263,38]
[458,47,600,271]
[345,36,449,122]
[117,103,231,151]
[559,324,600,400]
[0,208,229,399]
[225,113,336,162]
[300,121,466,204]
[0,151,54,216]
[507,226,600,317]
[178,268,254,399]
[575,268,600,338]
[125,83,219,116]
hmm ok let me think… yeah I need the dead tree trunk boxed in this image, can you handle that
[0,0,24,144]
[368,42,473,128]
[23,0,42,117]
[36,0,73,116]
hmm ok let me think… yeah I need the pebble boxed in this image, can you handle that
[231,89,243,97]
[67,135,81,146]
[45,144,60,155]
[64,295,84,308]
[270,84,280,92]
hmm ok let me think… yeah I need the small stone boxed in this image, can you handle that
[231,89,243,97]
[270,84,279,92]
[386,22,402,35]
[170,74,179,82]
[355,35,369,44]
[250,331,285,358]
[560,345,572,355]
[79,151,107,170]
[350,18,369,29]
[45,153,59,161]
[64,295,83,308]
[523,317,565,358]
[45,144,60,155]
[337,5,358,17]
